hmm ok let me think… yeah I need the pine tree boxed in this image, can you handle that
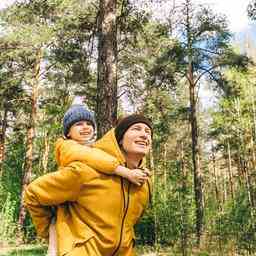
[96,0,118,137]
[149,0,249,246]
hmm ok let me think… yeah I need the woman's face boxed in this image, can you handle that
[67,120,94,144]
[121,123,152,157]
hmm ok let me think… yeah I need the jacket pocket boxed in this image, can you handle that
[60,234,94,256]
[57,219,94,256]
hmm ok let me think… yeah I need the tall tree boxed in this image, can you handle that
[18,47,42,231]
[149,0,249,246]
[0,0,62,235]
[0,40,25,174]
[96,0,117,137]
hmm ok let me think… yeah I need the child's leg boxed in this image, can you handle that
[47,220,57,256]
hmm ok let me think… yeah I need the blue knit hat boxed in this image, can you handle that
[63,104,96,137]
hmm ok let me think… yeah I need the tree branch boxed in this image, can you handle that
[195,64,220,85]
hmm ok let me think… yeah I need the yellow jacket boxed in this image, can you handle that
[24,129,151,256]
[54,137,120,172]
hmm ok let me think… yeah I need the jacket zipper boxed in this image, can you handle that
[111,177,131,256]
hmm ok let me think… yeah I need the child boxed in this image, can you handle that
[47,102,149,256]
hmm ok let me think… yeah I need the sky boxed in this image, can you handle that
[0,0,15,10]
[152,0,252,33]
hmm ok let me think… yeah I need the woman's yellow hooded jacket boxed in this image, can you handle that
[24,129,151,256]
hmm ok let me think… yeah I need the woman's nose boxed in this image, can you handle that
[140,130,151,140]
[139,131,148,138]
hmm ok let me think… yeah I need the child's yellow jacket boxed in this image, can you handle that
[24,129,151,256]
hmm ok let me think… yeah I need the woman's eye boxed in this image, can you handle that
[145,130,151,135]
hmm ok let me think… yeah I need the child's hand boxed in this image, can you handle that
[141,168,151,177]
[128,169,149,186]
[114,165,151,186]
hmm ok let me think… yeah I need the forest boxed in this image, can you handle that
[1,0,256,255]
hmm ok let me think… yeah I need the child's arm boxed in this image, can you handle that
[55,138,149,185]
[55,138,120,174]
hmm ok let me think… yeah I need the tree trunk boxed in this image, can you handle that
[185,0,203,245]
[222,167,227,204]
[243,161,254,209]
[249,132,256,186]
[18,48,42,237]
[96,0,117,137]
[211,146,220,208]
[188,70,203,246]
[42,131,50,173]
[227,140,234,200]
[236,99,255,209]
[163,142,168,200]
[180,141,188,256]
[149,148,157,246]
[0,108,8,174]
[250,84,256,141]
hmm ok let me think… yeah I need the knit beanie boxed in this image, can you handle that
[115,114,153,144]
[63,104,96,137]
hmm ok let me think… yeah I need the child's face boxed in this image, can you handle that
[67,120,94,144]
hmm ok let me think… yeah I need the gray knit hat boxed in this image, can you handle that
[63,104,96,137]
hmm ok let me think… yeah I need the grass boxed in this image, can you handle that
[0,245,190,256]
[0,245,47,256]
[0,244,222,256]
[0,244,158,256]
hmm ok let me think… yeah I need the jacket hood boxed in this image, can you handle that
[94,128,146,168]
[93,128,126,165]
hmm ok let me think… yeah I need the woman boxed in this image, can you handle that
[25,114,153,256]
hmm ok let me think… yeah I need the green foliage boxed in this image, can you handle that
[248,0,256,20]
[143,89,174,148]
[0,192,16,241]
[136,159,194,252]
[0,132,26,241]
[135,207,155,245]
[215,190,256,254]
[0,0,256,255]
